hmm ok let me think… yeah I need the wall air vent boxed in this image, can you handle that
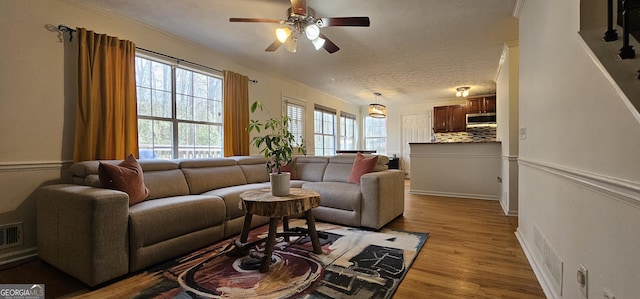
[0,222,23,249]
[533,225,563,295]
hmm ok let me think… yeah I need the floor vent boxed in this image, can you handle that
[533,225,563,295]
[0,222,23,250]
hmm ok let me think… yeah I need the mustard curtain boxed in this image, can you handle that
[73,28,139,162]
[223,70,250,157]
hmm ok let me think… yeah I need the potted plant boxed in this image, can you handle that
[247,101,306,196]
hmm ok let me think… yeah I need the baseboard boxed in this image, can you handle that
[515,228,560,299]
[499,198,518,216]
[409,189,499,201]
[0,247,38,266]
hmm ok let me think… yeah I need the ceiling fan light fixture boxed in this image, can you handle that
[285,35,298,52]
[276,27,291,43]
[456,87,470,97]
[311,37,325,50]
[305,24,320,40]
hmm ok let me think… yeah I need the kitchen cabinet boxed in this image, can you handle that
[466,96,496,114]
[433,105,466,133]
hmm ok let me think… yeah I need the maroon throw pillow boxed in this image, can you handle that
[99,154,150,206]
[347,153,379,185]
[273,157,298,179]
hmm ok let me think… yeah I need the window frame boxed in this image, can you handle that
[339,111,357,150]
[363,116,387,155]
[135,54,224,160]
[283,96,306,148]
[313,104,337,156]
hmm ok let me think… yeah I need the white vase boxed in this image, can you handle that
[270,172,291,196]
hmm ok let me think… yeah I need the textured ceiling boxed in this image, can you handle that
[72,0,518,106]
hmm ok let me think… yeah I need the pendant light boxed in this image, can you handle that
[368,92,387,118]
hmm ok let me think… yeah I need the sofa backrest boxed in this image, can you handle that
[294,156,329,182]
[179,158,248,194]
[323,155,354,182]
[70,154,390,197]
[323,154,390,182]
[230,156,270,184]
[69,159,190,200]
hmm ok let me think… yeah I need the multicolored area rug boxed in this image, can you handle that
[73,221,428,299]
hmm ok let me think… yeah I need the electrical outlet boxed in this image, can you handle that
[577,264,588,297]
[603,288,615,299]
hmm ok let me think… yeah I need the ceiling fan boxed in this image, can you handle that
[229,0,370,54]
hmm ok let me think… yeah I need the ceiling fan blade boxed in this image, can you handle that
[319,33,340,54]
[265,40,283,52]
[290,0,308,16]
[229,17,282,23]
[318,17,370,27]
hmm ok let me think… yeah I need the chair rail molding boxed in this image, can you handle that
[519,158,640,207]
[0,161,72,172]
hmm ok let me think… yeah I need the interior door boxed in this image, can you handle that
[401,113,430,178]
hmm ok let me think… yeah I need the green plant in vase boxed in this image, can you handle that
[248,101,306,195]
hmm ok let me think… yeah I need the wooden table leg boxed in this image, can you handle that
[240,213,253,243]
[282,216,290,242]
[261,217,279,273]
[304,210,323,254]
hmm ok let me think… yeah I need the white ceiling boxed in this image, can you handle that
[74,0,519,106]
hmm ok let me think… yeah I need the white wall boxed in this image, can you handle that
[518,0,640,298]
[0,0,356,263]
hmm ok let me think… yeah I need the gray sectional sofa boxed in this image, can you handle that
[35,154,405,286]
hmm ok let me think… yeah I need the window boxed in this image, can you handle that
[135,56,223,159]
[284,98,305,146]
[314,104,336,156]
[364,116,387,155]
[340,112,356,150]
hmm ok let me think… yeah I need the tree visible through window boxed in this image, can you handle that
[340,112,356,150]
[364,116,387,155]
[314,104,336,156]
[136,56,223,159]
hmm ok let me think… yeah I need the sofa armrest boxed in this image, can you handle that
[35,184,130,286]
[359,170,405,229]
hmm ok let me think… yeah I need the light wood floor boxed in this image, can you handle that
[0,180,545,298]
[388,181,545,298]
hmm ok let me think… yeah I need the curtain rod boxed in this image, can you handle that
[57,24,258,83]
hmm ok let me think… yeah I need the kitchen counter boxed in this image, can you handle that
[410,141,501,144]
[409,142,501,200]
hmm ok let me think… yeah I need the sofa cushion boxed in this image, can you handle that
[180,159,248,194]
[275,158,298,179]
[295,156,329,182]
[128,195,226,248]
[203,183,270,220]
[231,156,270,184]
[98,154,150,206]
[323,155,355,183]
[302,182,362,212]
[347,153,379,185]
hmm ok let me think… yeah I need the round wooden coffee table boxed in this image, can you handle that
[237,188,323,273]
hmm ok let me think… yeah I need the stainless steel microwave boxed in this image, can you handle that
[466,113,496,125]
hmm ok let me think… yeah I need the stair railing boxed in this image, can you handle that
[604,0,619,41]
